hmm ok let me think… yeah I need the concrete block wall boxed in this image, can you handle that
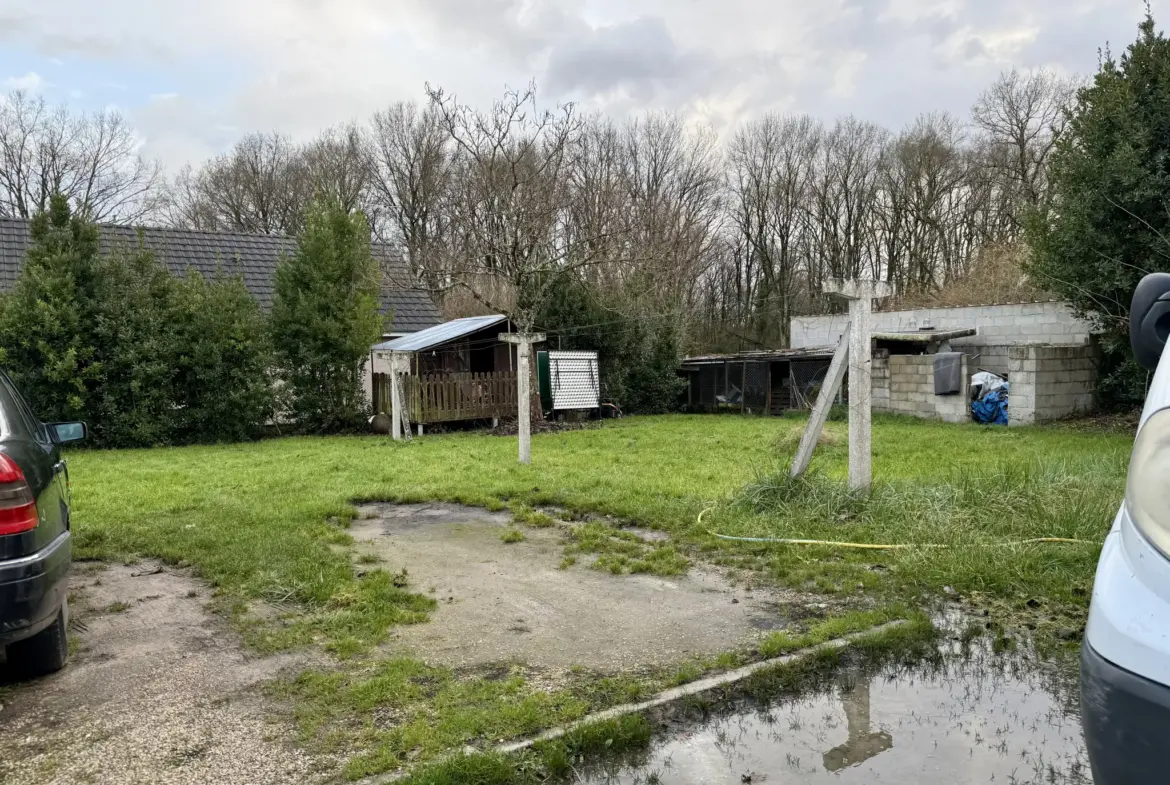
[1008,345,1097,426]
[873,354,969,424]
[790,302,1091,350]
[872,356,890,411]
[964,344,1015,377]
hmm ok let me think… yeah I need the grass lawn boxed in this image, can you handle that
[70,413,1129,649]
[64,413,1130,777]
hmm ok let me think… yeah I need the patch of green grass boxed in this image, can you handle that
[66,414,1129,657]
[356,553,380,565]
[557,555,577,570]
[500,528,526,544]
[567,522,689,576]
[278,610,925,780]
[758,607,908,658]
[272,658,595,779]
[104,600,132,614]
[511,504,556,528]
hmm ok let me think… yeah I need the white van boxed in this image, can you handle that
[1082,272,1170,784]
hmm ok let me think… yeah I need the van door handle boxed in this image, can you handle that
[53,461,66,476]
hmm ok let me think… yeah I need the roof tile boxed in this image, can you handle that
[0,218,443,333]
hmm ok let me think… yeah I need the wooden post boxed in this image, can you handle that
[501,333,545,465]
[825,279,892,492]
[791,329,849,479]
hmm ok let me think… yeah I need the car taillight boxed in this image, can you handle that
[0,453,38,535]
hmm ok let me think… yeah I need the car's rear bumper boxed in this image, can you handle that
[1082,641,1170,784]
[0,531,69,647]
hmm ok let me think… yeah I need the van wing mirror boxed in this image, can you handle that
[1131,273,1170,370]
[49,422,87,445]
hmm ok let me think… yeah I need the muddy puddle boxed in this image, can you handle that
[582,635,1088,785]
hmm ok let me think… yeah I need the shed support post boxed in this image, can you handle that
[825,279,892,492]
[389,352,408,442]
[501,333,546,465]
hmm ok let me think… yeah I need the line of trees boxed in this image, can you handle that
[7,14,1168,410]
[0,66,1076,352]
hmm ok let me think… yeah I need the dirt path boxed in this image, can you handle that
[0,563,332,785]
[351,503,809,671]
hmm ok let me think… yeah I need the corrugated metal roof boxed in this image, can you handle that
[374,315,508,352]
[681,347,835,365]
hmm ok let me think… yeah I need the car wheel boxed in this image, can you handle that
[6,600,68,679]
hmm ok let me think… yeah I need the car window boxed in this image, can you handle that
[0,371,50,445]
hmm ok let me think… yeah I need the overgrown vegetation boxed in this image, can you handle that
[0,195,274,446]
[1027,13,1170,406]
[535,275,686,414]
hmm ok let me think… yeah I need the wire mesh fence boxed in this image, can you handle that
[790,359,838,410]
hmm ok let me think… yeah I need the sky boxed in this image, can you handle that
[0,0,1162,171]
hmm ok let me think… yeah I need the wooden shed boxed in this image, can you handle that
[371,315,523,427]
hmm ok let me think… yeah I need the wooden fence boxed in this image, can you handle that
[374,371,518,424]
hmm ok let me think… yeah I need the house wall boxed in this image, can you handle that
[872,354,969,424]
[790,302,1091,350]
[1008,345,1098,426]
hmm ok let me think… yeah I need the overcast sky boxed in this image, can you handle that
[0,0,1161,170]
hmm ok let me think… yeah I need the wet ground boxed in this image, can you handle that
[349,502,825,670]
[582,636,1089,785]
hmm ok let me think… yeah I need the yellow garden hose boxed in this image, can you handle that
[697,507,1097,550]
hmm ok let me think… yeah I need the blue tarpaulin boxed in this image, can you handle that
[972,386,1009,425]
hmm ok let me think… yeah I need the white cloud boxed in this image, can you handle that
[0,0,1158,170]
[4,71,43,91]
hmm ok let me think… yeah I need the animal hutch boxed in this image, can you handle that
[679,348,838,415]
[372,315,523,429]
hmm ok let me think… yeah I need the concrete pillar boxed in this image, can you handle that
[390,352,403,441]
[501,332,546,465]
[826,279,892,492]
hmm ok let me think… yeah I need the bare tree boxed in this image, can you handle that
[972,68,1077,217]
[427,82,625,463]
[365,102,453,291]
[165,131,304,234]
[0,90,163,222]
[298,124,370,218]
[727,114,820,345]
[166,127,371,236]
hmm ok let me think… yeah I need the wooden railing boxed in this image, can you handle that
[374,371,518,424]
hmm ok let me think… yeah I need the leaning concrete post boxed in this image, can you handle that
[791,327,849,479]
[501,333,545,465]
[825,279,892,492]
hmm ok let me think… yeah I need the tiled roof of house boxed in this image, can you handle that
[0,218,443,333]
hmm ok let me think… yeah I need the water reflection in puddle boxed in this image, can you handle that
[584,639,1089,785]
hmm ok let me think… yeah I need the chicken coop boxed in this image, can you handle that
[679,348,839,416]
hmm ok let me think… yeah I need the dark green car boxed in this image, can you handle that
[0,370,85,679]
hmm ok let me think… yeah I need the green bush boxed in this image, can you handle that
[0,197,276,446]
[89,240,180,447]
[1026,14,1170,408]
[270,199,384,432]
[536,275,685,415]
[169,270,275,443]
[0,194,103,423]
